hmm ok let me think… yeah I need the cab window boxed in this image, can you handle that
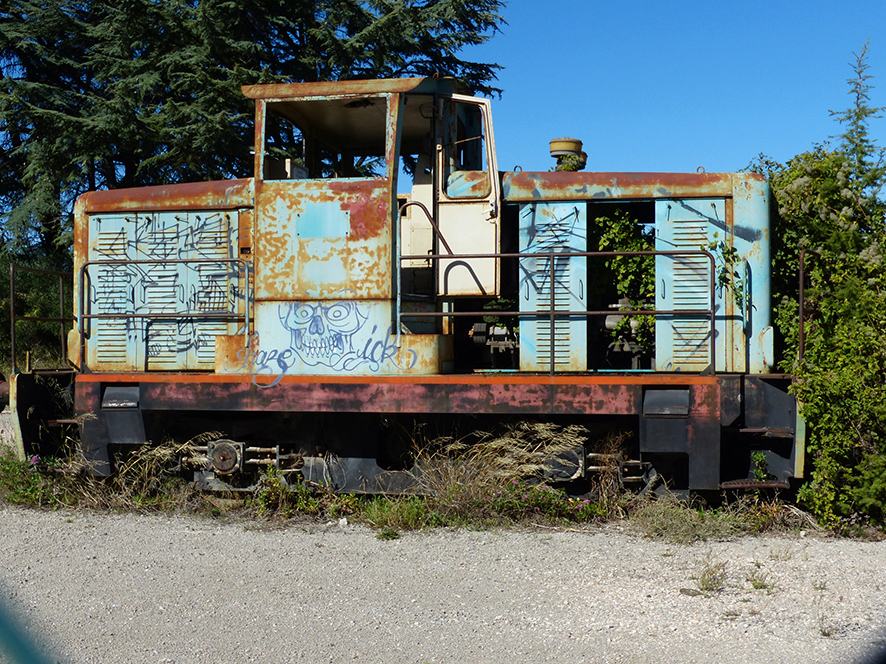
[263,96,388,180]
[442,101,490,199]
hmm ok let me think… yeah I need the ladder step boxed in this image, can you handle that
[720,479,790,490]
[739,427,794,439]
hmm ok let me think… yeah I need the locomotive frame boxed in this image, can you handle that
[10,77,804,494]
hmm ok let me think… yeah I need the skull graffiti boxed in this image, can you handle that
[279,301,367,360]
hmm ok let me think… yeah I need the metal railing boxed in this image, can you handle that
[10,264,75,374]
[77,258,251,371]
[396,201,717,375]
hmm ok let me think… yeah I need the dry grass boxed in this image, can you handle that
[722,494,822,533]
[411,420,590,518]
[28,435,215,512]
[627,491,823,544]
[2,414,841,539]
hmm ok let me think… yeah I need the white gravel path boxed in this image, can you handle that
[0,506,884,664]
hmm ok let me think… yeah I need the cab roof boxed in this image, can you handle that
[241,77,468,101]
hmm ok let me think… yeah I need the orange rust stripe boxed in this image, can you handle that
[76,373,719,386]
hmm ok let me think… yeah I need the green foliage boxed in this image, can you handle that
[701,233,746,309]
[594,209,655,354]
[553,152,586,172]
[481,297,518,329]
[829,39,886,195]
[358,482,602,532]
[596,210,655,301]
[376,527,401,540]
[750,43,886,528]
[846,453,886,526]
[254,466,322,517]
[0,254,73,376]
[0,0,505,247]
[0,440,822,535]
[483,481,602,523]
[0,448,56,505]
[751,451,769,483]
[362,495,447,531]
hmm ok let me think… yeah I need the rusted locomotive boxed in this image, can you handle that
[11,77,804,493]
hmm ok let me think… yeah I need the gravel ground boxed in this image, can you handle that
[0,506,884,664]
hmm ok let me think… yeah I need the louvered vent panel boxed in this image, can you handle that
[145,322,180,370]
[519,203,587,372]
[671,218,711,365]
[189,213,233,369]
[142,263,181,370]
[141,216,183,370]
[87,211,239,372]
[654,200,722,372]
[92,221,135,367]
[531,256,575,367]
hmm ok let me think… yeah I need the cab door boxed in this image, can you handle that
[435,95,500,296]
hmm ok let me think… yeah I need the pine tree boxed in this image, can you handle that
[0,0,506,259]
[829,38,886,198]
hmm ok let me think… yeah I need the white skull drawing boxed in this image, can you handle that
[280,301,367,359]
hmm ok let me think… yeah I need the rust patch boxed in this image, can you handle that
[689,383,721,418]
[66,329,81,369]
[328,181,390,241]
[73,377,101,413]
[72,196,90,334]
[238,208,254,255]
[254,180,391,300]
[215,334,256,374]
[501,171,735,202]
[135,378,648,416]
[78,179,254,213]
[241,77,466,101]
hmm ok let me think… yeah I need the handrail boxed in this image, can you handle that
[78,258,251,371]
[397,200,457,350]
[10,264,74,374]
[397,248,717,375]
[799,249,806,363]
[399,201,454,255]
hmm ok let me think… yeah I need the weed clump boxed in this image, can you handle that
[627,492,823,544]
[695,553,728,593]
[0,437,210,513]
[628,494,740,544]
[253,466,361,521]
[0,448,57,506]
[746,567,775,593]
[361,496,444,531]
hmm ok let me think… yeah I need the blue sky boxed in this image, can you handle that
[467,0,886,174]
